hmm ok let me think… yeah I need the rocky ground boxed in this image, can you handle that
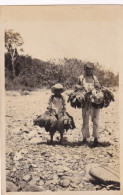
[5,87,120,192]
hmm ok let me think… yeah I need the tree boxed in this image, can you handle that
[5,29,24,78]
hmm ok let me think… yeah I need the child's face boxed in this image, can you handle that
[55,90,61,96]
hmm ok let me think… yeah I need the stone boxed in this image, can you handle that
[6,170,10,176]
[38,180,44,186]
[31,164,38,168]
[53,174,59,180]
[20,149,28,154]
[6,181,18,192]
[14,152,23,161]
[23,175,32,182]
[24,185,44,191]
[70,176,81,184]
[51,179,59,185]
[58,172,64,177]
[13,168,17,172]
[28,130,37,139]
[63,166,70,172]
[45,180,52,186]
[32,175,40,181]
[29,137,42,144]
[70,183,78,188]
[59,179,70,187]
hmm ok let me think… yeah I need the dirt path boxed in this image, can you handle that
[5,87,119,191]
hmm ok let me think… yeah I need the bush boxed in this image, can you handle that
[5,54,119,90]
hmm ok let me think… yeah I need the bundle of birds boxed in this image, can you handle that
[67,85,86,108]
[33,111,57,130]
[34,110,75,144]
[68,85,114,109]
[90,87,114,109]
[57,112,76,131]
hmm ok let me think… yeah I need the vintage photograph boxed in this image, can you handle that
[1,5,122,193]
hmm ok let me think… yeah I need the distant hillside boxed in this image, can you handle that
[5,53,119,90]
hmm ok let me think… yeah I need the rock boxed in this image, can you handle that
[10,173,15,178]
[20,149,28,154]
[41,152,46,156]
[51,179,59,185]
[70,175,81,184]
[14,152,23,161]
[6,181,18,192]
[29,137,42,144]
[38,180,44,186]
[32,175,40,181]
[70,183,78,188]
[31,164,38,168]
[28,130,37,139]
[53,174,59,180]
[24,130,29,133]
[49,184,56,191]
[45,180,52,186]
[58,172,64,177]
[63,166,70,172]
[13,168,17,172]
[23,175,32,182]
[24,185,44,191]
[59,179,70,187]
[6,170,10,176]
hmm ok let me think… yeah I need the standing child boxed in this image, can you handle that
[34,83,75,144]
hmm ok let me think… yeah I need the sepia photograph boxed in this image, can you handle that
[0,4,123,194]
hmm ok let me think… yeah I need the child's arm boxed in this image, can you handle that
[62,96,66,113]
[47,95,53,110]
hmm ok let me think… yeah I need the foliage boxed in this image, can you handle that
[5,30,24,77]
[5,53,119,90]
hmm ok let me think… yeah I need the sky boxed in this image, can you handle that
[2,5,123,74]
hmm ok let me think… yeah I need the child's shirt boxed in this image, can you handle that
[48,94,66,115]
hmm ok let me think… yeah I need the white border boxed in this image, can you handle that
[0,0,123,5]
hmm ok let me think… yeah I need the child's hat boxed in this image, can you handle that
[51,83,65,94]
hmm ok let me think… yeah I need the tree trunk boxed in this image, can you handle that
[11,58,15,79]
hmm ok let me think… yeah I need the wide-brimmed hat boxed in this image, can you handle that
[51,83,65,94]
[84,62,94,70]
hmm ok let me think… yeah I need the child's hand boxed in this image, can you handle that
[52,109,57,115]
[94,83,101,89]
[47,106,52,110]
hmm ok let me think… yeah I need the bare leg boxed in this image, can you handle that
[93,137,99,147]
[50,131,55,144]
[60,130,64,144]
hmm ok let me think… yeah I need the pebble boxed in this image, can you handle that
[70,183,78,188]
[70,176,81,184]
[31,164,38,168]
[14,152,23,161]
[6,170,10,176]
[38,180,44,186]
[24,185,44,191]
[63,166,70,172]
[59,179,70,187]
[13,168,17,172]
[20,149,28,154]
[23,175,32,182]
[28,130,37,139]
[6,181,18,192]
[29,137,43,144]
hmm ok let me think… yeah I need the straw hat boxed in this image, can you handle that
[51,83,65,94]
